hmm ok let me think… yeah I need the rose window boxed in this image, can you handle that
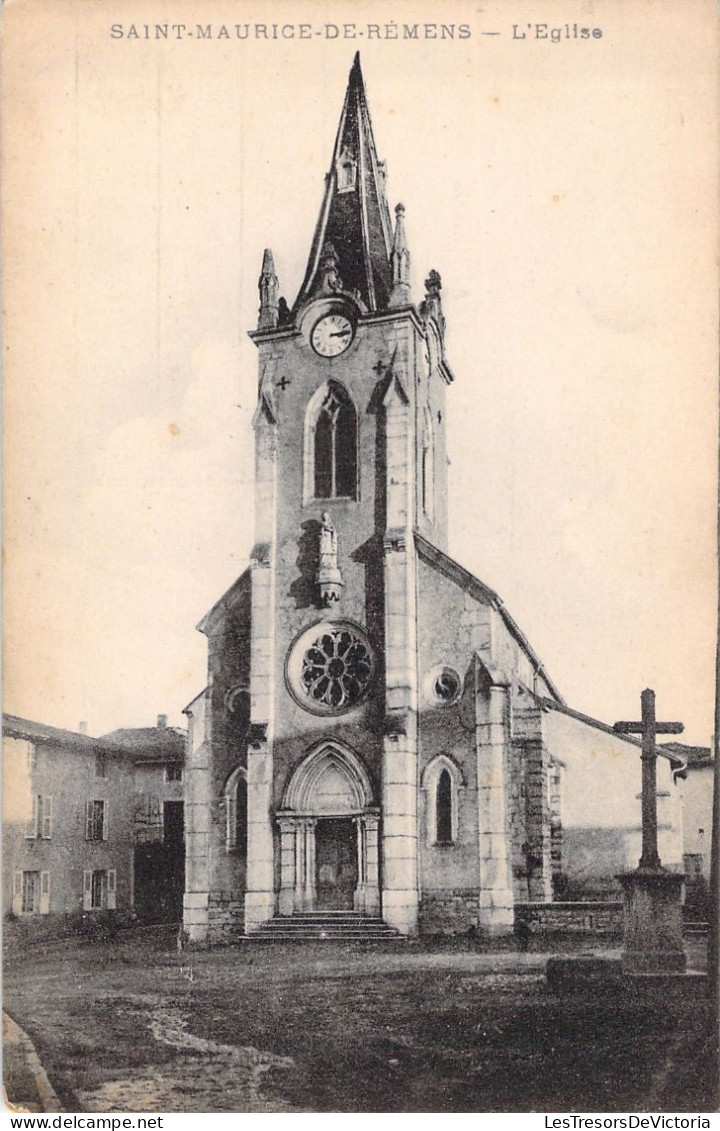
[287,622,374,715]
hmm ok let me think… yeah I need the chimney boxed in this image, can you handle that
[157,714,168,730]
[78,721,88,735]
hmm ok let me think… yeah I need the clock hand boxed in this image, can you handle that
[329,330,351,338]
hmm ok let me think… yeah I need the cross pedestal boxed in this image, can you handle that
[614,688,686,975]
[616,869,686,973]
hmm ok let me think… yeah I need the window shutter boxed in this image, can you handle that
[40,872,50,914]
[85,800,93,840]
[83,870,93,910]
[149,795,161,842]
[107,869,116,910]
[12,872,23,914]
[25,795,37,839]
[102,801,108,841]
[41,795,53,839]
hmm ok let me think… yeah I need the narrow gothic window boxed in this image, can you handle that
[236,775,248,856]
[226,771,248,855]
[311,384,357,500]
[436,769,453,843]
[422,407,435,520]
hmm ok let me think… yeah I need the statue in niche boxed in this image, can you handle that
[317,242,344,295]
[317,510,344,606]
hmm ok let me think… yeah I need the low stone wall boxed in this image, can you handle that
[515,901,623,935]
[418,895,623,937]
[419,889,478,934]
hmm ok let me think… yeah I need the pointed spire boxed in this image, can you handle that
[388,203,411,308]
[294,53,393,313]
[258,248,279,330]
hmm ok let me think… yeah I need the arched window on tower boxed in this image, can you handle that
[306,381,358,502]
[421,406,435,521]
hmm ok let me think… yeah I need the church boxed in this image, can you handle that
[182,54,684,943]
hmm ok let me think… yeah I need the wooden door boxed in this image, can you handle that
[315,819,357,909]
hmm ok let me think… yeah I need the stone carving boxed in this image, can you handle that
[316,242,344,295]
[420,268,446,338]
[317,511,344,606]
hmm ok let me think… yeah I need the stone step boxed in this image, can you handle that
[288,911,373,918]
[245,912,402,941]
[243,931,404,942]
[253,922,397,931]
[263,916,387,926]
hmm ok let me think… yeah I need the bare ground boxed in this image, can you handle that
[3,929,715,1113]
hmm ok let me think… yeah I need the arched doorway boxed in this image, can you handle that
[277,742,380,915]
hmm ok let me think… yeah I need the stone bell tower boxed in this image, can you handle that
[241,51,452,936]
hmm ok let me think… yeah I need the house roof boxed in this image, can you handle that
[414,533,564,704]
[537,698,686,769]
[662,741,713,769]
[100,726,186,763]
[3,714,131,759]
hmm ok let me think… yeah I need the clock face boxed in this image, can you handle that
[311,313,354,357]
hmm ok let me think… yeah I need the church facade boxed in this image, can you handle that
[182,55,682,944]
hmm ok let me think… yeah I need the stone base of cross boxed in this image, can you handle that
[613,688,686,975]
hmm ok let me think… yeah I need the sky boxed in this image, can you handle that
[4,0,718,745]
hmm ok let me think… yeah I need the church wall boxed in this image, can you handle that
[185,578,252,941]
[416,559,484,931]
[488,607,555,700]
[541,707,684,898]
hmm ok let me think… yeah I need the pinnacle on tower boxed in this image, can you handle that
[421,269,446,339]
[294,53,393,313]
[388,203,411,308]
[258,248,279,330]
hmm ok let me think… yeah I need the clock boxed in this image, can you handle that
[311,312,354,357]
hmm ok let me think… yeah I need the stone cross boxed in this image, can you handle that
[613,688,683,870]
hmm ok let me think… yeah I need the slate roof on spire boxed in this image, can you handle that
[294,53,394,313]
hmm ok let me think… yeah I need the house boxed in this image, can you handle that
[665,742,714,914]
[4,712,187,925]
[102,715,186,922]
[3,715,135,918]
